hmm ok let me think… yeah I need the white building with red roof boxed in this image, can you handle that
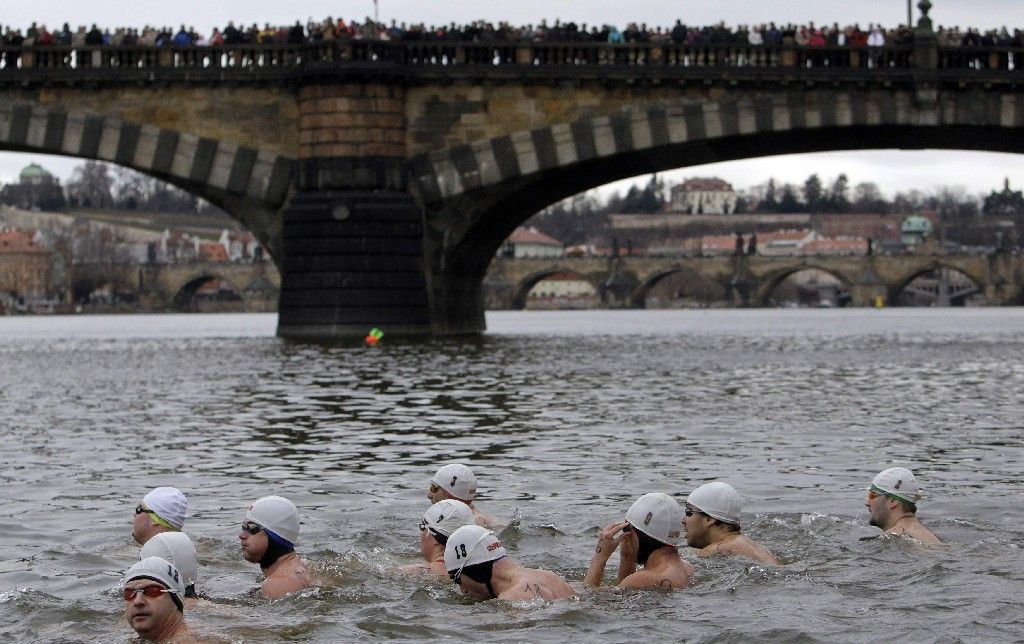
[669,177,738,215]
[501,226,564,259]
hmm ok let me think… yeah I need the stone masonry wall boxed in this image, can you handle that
[2,87,299,157]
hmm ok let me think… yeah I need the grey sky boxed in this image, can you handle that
[3,1,1024,198]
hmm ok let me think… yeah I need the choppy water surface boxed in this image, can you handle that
[1,309,1023,643]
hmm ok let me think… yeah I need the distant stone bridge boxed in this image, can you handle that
[5,4,1024,335]
[484,253,1024,308]
[137,261,280,312]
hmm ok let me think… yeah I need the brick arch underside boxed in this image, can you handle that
[0,102,297,264]
[424,121,1024,286]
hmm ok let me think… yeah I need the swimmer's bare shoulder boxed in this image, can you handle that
[499,570,576,601]
[261,558,319,599]
[888,523,942,546]
[618,560,693,591]
[698,537,781,565]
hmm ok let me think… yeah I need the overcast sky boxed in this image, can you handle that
[3,1,1024,199]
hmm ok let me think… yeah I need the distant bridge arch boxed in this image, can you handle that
[754,265,855,306]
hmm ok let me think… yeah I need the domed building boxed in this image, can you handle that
[0,162,65,211]
[19,163,54,185]
[900,214,933,248]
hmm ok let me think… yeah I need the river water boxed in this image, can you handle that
[1,309,1022,642]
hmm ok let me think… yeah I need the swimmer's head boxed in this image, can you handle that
[245,495,300,545]
[686,482,741,526]
[140,532,198,596]
[625,492,683,544]
[444,525,506,599]
[869,467,922,508]
[122,556,186,612]
[421,499,475,546]
[428,463,477,503]
[133,487,187,545]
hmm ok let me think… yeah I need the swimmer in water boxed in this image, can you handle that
[445,525,576,601]
[584,492,694,590]
[866,467,941,545]
[427,463,502,529]
[133,487,187,546]
[121,556,196,643]
[403,499,476,577]
[140,532,200,609]
[239,495,319,599]
[684,482,781,565]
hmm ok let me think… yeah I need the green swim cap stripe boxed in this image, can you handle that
[149,513,177,531]
[870,484,915,507]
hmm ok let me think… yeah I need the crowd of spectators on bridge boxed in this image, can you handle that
[1,18,1022,73]
[1,17,1022,50]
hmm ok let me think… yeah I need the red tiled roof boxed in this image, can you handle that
[508,226,562,246]
[761,230,813,242]
[0,231,49,255]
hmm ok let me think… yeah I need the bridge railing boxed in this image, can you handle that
[1,41,1021,75]
[938,46,1024,71]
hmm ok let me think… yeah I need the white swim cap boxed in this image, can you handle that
[431,464,477,501]
[140,532,198,588]
[423,499,475,538]
[246,496,300,545]
[625,493,683,545]
[142,487,188,531]
[870,467,922,505]
[686,482,742,525]
[444,525,506,573]
[123,557,186,608]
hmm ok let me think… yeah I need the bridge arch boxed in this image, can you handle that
[633,267,726,308]
[170,273,244,311]
[0,101,296,263]
[890,263,986,306]
[754,265,855,306]
[411,88,1024,328]
[511,268,601,310]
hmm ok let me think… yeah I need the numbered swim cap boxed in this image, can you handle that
[870,467,922,505]
[686,482,741,525]
[123,556,186,610]
[423,499,475,538]
[431,464,477,501]
[444,525,506,573]
[626,492,683,545]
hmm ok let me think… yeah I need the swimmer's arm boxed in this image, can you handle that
[584,522,627,587]
[500,582,549,601]
[472,509,505,531]
[616,533,638,584]
[617,570,679,591]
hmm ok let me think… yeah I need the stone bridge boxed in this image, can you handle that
[137,261,280,312]
[4,4,1024,336]
[485,253,1024,308]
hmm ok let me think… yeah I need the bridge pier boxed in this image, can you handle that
[276,190,432,339]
